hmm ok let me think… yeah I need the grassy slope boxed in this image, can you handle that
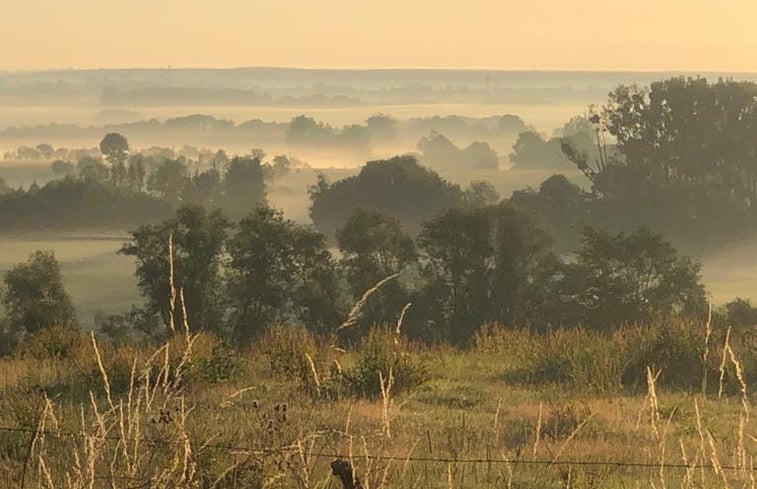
[0,330,753,488]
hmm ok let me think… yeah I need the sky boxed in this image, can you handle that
[3,0,757,72]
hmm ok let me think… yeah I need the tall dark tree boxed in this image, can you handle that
[509,131,565,170]
[508,174,589,251]
[227,206,343,342]
[147,159,189,205]
[365,114,398,141]
[0,176,10,195]
[77,156,109,182]
[222,156,267,220]
[121,206,230,333]
[309,156,468,238]
[568,227,706,328]
[126,154,147,192]
[559,77,757,246]
[2,251,76,335]
[100,133,130,187]
[418,203,555,343]
[51,159,75,176]
[337,210,416,336]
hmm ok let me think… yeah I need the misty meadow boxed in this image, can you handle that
[2,2,757,487]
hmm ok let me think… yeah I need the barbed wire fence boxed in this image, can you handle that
[1,422,755,488]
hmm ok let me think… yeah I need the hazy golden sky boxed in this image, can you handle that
[3,0,757,71]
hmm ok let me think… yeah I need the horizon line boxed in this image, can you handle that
[4,65,757,76]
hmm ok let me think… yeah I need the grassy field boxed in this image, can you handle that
[0,324,753,488]
[0,235,140,329]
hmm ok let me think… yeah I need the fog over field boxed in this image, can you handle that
[4,68,757,325]
[5,0,757,486]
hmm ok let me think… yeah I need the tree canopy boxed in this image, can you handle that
[120,206,230,334]
[2,251,77,335]
[417,133,500,170]
[309,156,470,237]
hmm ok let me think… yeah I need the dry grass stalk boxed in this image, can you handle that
[533,401,543,457]
[492,397,502,447]
[724,344,750,475]
[336,273,400,336]
[706,431,729,488]
[639,367,662,440]
[702,300,713,395]
[551,412,595,465]
[179,287,190,335]
[167,233,177,334]
[394,302,412,340]
[219,386,256,408]
[304,351,322,398]
[500,450,514,489]
[379,367,395,439]
[397,437,421,482]
[679,438,695,489]
[694,399,708,488]
[656,405,677,489]
[718,326,732,399]
[90,333,114,411]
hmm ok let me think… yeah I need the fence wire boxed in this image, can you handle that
[1,423,754,472]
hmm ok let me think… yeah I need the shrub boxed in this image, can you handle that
[618,320,750,393]
[480,320,755,394]
[489,326,624,393]
[191,341,242,383]
[345,328,429,399]
[473,324,535,355]
[20,325,90,361]
[260,325,337,399]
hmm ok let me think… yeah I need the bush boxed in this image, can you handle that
[478,321,756,395]
[191,341,242,383]
[20,325,90,361]
[484,326,624,393]
[345,328,429,399]
[260,325,338,399]
[618,320,734,393]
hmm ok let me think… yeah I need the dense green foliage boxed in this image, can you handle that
[0,177,171,232]
[509,116,600,170]
[1,251,76,335]
[0,145,270,233]
[337,209,417,337]
[227,206,344,341]
[120,206,230,334]
[416,203,557,342]
[0,202,710,350]
[532,77,757,251]
[309,156,470,237]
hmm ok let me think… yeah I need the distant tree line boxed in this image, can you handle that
[417,132,500,170]
[0,134,291,232]
[1,113,528,167]
[508,115,606,170]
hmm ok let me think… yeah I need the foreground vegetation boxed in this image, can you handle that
[0,318,754,488]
